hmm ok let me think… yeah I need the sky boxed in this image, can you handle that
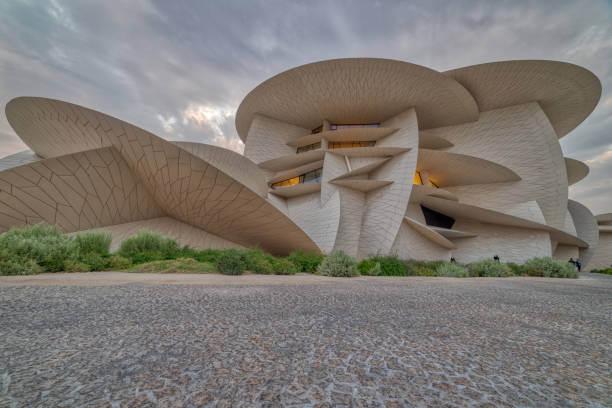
[0,0,610,214]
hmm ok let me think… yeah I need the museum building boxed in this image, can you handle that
[1,58,609,269]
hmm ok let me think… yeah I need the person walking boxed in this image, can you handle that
[576,258,582,272]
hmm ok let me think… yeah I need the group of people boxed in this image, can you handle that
[569,257,582,272]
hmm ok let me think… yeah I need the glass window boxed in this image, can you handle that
[413,172,423,185]
[296,142,321,154]
[271,168,323,189]
[302,167,322,183]
[330,123,380,130]
[328,141,376,149]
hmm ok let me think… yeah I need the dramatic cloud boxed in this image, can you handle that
[0,0,610,212]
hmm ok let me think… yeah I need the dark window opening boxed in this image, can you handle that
[420,205,455,229]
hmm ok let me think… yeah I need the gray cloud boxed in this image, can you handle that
[0,0,610,213]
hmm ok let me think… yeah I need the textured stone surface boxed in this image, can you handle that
[0,146,164,232]
[444,60,601,138]
[3,97,319,255]
[1,274,610,407]
[586,213,612,271]
[236,58,480,141]
[74,217,246,253]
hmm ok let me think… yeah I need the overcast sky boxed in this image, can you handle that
[0,0,610,213]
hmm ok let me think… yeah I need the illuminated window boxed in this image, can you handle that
[330,123,380,130]
[328,141,376,149]
[296,142,321,153]
[312,125,323,134]
[271,168,323,189]
[413,172,423,185]
[413,171,439,188]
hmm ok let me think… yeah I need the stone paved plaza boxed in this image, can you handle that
[0,273,610,407]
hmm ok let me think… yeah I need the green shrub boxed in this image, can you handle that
[134,258,215,274]
[525,268,544,277]
[357,259,379,276]
[366,255,408,276]
[234,249,275,274]
[287,250,324,273]
[108,255,132,270]
[0,223,76,272]
[118,231,179,262]
[590,268,612,275]
[469,259,512,277]
[272,258,298,275]
[0,258,43,275]
[174,246,199,260]
[130,250,164,264]
[216,249,245,275]
[436,263,469,277]
[63,259,91,272]
[79,252,109,271]
[507,262,525,276]
[317,251,359,277]
[74,232,111,255]
[195,248,225,264]
[367,262,381,276]
[251,257,274,274]
[414,266,437,276]
[404,259,446,276]
[523,257,577,278]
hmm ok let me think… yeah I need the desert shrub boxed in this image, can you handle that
[436,263,469,277]
[108,255,132,270]
[251,257,274,274]
[404,259,446,275]
[74,232,111,255]
[195,248,225,264]
[0,223,76,272]
[287,250,324,273]
[272,258,298,275]
[118,231,179,262]
[135,258,215,274]
[63,259,91,272]
[523,257,577,278]
[0,258,43,275]
[414,266,437,276]
[524,268,544,277]
[590,268,612,275]
[235,249,274,274]
[174,246,199,260]
[317,251,359,277]
[216,249,245,275]
[357,259,380,276]
[366,255,408,276]
[129,250,163,264]
[506,262,525,276]
[79,252,109,271]
[469,259,512,277]
[367,262,381,276]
